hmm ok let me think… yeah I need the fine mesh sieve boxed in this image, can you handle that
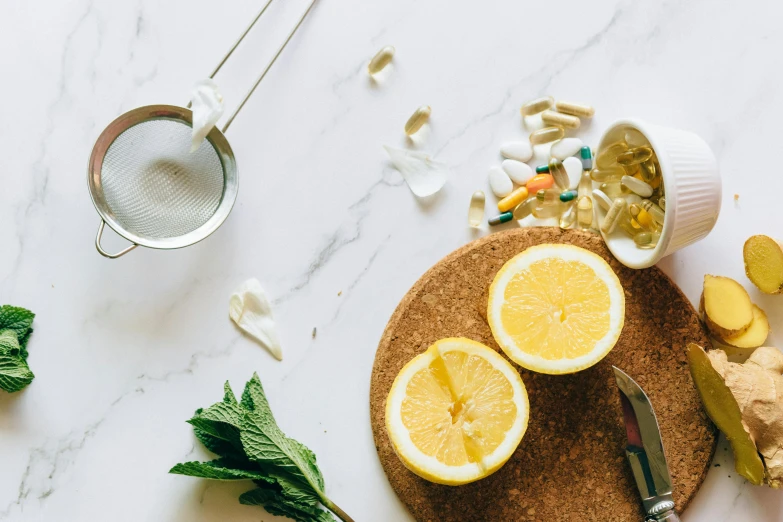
[88,0,317,258]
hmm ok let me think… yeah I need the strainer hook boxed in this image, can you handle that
[96,220,138,259]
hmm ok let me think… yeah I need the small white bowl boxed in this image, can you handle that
[596,119,722,269]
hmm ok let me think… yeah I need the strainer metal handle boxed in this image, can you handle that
[96,220,138,258]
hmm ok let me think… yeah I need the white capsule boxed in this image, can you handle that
[550,138,584,161]
[621,175,653,197]
[488,166,513,197]
[501,159,534,185]
[591,189,613,211]
[563,157,582,189]
[500,141,533,162]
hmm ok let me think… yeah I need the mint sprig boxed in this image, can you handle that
[170,374,353,522]
[0,305,35,393]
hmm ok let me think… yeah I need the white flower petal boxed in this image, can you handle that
[190,78,224,152]
[384,145,448,198]
[228,278,282,360]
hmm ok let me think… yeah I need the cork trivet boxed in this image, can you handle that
[370,228,717,522]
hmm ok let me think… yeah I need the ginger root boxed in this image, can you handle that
[744,235,783,294]
[701,275,754,338]
[722,304,770,349]
[688,343,783,487]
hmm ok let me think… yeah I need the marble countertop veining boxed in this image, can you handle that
[2,0,783,520]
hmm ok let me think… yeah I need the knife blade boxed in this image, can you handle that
[612,366,680,522]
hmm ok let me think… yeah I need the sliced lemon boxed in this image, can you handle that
[487,244,625,374]
[385,338,529,485]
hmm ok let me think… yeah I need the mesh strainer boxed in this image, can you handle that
[88,0,317,258]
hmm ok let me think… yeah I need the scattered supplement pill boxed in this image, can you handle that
[639,159,658,183]
[621,175,654,197]
[520,96,554,116]
[404,105,431,136]
[577,170,592,199]
[549,159,570,190]
[536,188,562,205]
[550,138,584,160]
[639,199,665,225]
[600,198,627,234]
[628,203,657,232]
[368,45,395,75]
[532,202,564,219]
[560,190,577,202]
[541,110,580,129]
[488,211,513,226]
[563,157,582,188]
[468,191,485,227]
[590,167,624,183]
[559,201,577,229]
[488,166,513,197]
[624,129,647,147]
[617,146,653,166]
[526,173,555,194]
[591,189,613,211]
[734,193,739,201]
[500,141,533,162]
[596,141,629,169]
[502,159,534,185]
[536,164,550,174]
[634,231,652,247]
[580,146,593,170]
[577,196,593,229]
[658,196,666,210]
[622,162,641,177]
[600,182,624,199]
[555,100,595,118]
[513,198,537,220]
[498,186,529,212]
[530,126,565,145]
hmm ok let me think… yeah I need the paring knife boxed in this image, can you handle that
[612,366,680,522]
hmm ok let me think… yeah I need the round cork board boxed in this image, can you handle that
[370,227,717,522]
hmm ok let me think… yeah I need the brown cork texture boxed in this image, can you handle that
[369,227,717,522]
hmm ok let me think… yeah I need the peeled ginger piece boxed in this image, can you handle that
[688,343,783,487]
[701,275,754,338]
[744,235,783,294]
[723,304,770,349]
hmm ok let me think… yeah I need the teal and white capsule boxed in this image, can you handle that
[621,175,653,197]
[580,146,593,170]
[536,164,550,174]
[560,190,577,202]
[488,211,513,226]
[600,198,627,234]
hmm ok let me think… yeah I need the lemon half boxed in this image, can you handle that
[385,338,529,485]
[487,244,625,374]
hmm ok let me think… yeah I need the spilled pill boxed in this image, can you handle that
[488,166,513,197]
[502,159,534,185]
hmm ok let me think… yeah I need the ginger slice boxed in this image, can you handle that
[701,275,754,338]
[744,235,783,294]
[722,304,770,349]
[687,343,765,486]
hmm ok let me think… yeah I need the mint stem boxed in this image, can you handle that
[324,499,354,522]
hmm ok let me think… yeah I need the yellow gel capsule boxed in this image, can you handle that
[617,146,653,166]
[596,141,629,169]
[548,158,570,190]
[513,198,537,220]
[555,101,595,118]
[404,105,431,136]
[559,201,577,229]
[520,96,554,116]
[532,202,564,219]
[368,45,395,74]
[468,191,485,227]
[535,188,562,205]
[498,186,529,213]
[577,196,593,229]
[529,126,564,145]
[541,110,580,129]
[639,199,665,225]
[590,167,624,183]
[628,203,658,232]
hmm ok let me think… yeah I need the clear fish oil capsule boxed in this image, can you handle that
[624,129,647,147]
[577,196,593,229]
[529,126,564,145]
[404,105,431,136]
[541,110,580,129]
[548,158,570,190]
[368,45,395,75]
[596,141,629,169]
[639,199,665,225]
[520,96,554,116]
[468,191,485,227]
[634,231,653,248]
[532,202,564,219]
[590,167,624,183]
[559,201,577,229]
[536,188,562,205]
[555,101,595,119]
[599,182,624,199]
[488,211,513,226]
[617,146,653,166]
[600,198,627,234]
[639,159,657,183]
[513,198,537,220]
[628,204,658,232]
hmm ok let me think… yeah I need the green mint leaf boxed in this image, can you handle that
[186,382,245,453]
[0,352,34,393]
[169,459,273,483]
[0,330,19,354]
[192,427,246,461]
[239,487,336,522]
[0,306,35,341]
[18,328,33,358]
[239,373,326,501]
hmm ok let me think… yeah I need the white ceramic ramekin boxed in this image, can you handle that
[595,119,722,269]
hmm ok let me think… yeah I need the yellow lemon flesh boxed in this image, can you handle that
[488,244,625,374]
[385,338,529,485]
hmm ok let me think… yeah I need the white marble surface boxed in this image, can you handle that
[2,0,783,520]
